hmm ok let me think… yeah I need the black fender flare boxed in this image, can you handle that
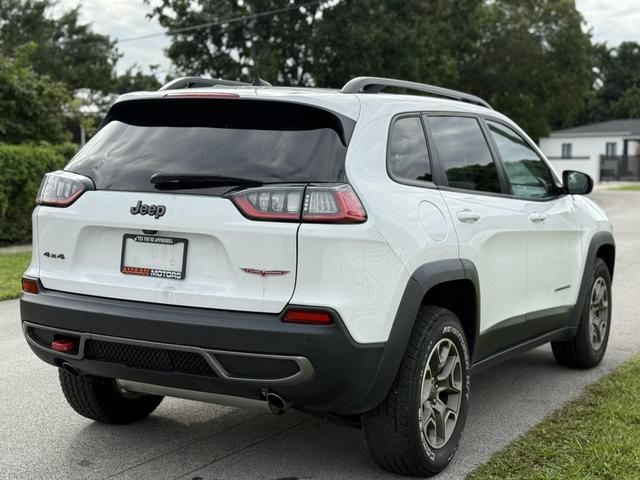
[357,258,479,413]
[569,231,615,327]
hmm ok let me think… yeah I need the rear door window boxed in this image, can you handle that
[66,99,353,195]
[387,116,432,183]
[427,116,501,193]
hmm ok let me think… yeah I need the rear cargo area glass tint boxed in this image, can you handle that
[66,99,351,194]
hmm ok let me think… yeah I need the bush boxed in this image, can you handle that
[0,143,76,244]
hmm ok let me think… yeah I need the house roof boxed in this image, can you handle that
[550,119,640,137]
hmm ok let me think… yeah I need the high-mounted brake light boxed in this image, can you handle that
[230,184,367,224]
[164,92,240,99]
[36,171,94,207]
[283,309,334,325]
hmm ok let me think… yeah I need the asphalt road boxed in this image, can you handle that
[1,190,639,480]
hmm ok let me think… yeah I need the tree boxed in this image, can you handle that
[146,0,322,85]
[115,66,162,94]
[312,0,483,88]
[0,52,70,144]
[0,0,120,93]
[460,0,592,140]
[578,41,640,124]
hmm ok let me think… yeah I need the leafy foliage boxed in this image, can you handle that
[147,0,322,85]
[579,42,640,124]
[460,0,592,139]
[0,53,70,144]
[0,143,73,242]
[313,0,483,88]
[0,0,119,92]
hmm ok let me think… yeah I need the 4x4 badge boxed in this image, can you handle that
[130,200,166,219]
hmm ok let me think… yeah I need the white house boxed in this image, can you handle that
[539,119,640,183]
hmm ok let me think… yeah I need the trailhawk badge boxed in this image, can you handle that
[241,268,290,277]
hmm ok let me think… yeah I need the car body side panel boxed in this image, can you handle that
[329,111,459,343]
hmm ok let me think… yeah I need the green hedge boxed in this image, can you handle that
[0,143,76,244]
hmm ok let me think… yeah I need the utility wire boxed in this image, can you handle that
[117,0,324,43]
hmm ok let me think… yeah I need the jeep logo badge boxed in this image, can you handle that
[130,200,166,219]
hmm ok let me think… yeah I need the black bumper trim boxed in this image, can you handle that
[20,289,387,414]
[23,321,314,384]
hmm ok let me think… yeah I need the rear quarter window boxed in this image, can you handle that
[387,116,432,183]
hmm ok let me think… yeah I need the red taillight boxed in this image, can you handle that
[21,277,39,294]
[283,309,334,325]
[303,185,367,223]
[51,339,76,352]
[36,171,94,207]
[230,184,367,223]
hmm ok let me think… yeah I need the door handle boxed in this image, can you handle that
[456,210,481,223]
[529,213,547,223]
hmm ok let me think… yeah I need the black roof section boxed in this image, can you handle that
[341,76,492,109]
[551,119,640,137]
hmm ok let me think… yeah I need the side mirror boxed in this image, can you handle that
[563,170,593,195]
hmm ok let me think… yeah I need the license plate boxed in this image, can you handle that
[120,234,188,280]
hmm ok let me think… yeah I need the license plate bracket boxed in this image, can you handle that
[120,234,188,280]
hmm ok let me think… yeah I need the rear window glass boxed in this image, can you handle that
[66,99,352,195]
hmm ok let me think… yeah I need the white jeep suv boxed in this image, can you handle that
[21,76,615,477]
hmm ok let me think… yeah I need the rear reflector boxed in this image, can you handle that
[51,339,76,352]
[283,310,333,325]
[21,277,39,294]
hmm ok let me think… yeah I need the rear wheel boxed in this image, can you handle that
[362,306,471,477]
[59,369,163,424]
[552,258,612,368]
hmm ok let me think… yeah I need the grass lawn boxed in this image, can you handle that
[608,184,640,191]
[0,251,31,300]
[467,355,640,480]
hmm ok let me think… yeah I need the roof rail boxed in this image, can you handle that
[341,76,492,109]
[158,76,250,91]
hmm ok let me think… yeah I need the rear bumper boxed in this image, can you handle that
[20,288,386,415]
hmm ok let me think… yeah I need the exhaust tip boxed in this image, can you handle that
[61,362,81,376]
[266,392,290,415]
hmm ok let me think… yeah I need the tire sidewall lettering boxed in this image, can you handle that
[417,320,471,464]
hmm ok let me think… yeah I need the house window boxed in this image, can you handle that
[561,143,572,158]
[606,142,617,158]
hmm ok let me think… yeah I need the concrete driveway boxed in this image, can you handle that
[1,190,638,480]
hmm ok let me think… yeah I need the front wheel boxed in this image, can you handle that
[362,306,471,477]
[552,258,612,369]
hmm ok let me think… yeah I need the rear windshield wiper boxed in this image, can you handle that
[150,172,263,190]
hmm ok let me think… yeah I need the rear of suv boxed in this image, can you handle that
[21,76,615,477]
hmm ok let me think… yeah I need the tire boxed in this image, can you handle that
[552,258,612,369]
[362,306,471,477]
[58,369,163,424]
